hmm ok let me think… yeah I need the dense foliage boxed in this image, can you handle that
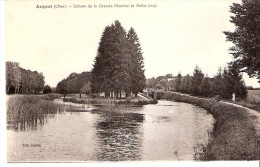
[6,61,45,94]
[56,72,91,96]
[43,85,52,94]
[224,0,260,82]
[91,20,145,98]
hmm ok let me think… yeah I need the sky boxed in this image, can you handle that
[5,0,260,88]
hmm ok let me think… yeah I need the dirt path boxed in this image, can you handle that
[137,93,149,100]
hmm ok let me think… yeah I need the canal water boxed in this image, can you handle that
[7,100,214,161]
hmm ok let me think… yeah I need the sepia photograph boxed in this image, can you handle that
[1,0,260,166]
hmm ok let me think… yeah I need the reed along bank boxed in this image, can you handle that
[7,95,63,130]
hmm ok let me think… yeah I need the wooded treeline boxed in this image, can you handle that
[56,72,92,96]
[6,61,45,94]
[91,20,145,98]
[146,62,247,100]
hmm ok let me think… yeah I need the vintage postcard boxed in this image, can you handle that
[1,0,260,166]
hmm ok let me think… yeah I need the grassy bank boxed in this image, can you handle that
[7,95,63,130]
[231,90,260,112]
[160,91,259,160]
[42,93,63,101]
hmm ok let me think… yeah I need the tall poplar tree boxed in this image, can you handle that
[92,26,114,95]
[127,27,146,96]
[175,72,182,92]
[111,21,131,97]
[191,65,204,96]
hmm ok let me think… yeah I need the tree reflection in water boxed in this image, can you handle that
[93,106,144,161]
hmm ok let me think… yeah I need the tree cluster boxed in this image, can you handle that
[146,64,247,100]
[43,85,52,94]
[56,71,92,96]
[224,0,260,82]
[91,20,145,98]
[6,61,45,94]
[146,74,175,91]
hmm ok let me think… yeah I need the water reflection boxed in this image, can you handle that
[7,101,214,161]
[93,106,144,161]
[140,101,214,160]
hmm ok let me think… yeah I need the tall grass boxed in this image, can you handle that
[247,90,260,104]
[161,92,259,160]
[7,95,63,130]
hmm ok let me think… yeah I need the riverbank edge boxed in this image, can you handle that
[63,97,158,106]
[158,91,259,160]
